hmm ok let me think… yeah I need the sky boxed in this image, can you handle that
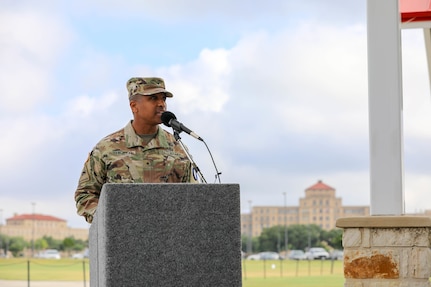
[1,0,431,229]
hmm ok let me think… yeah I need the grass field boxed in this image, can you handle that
[0,258,89,281]
[243,276,345,287]
[242,259,344,286]
[0,258,345,286]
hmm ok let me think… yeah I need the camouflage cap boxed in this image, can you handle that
[126,77,173,99]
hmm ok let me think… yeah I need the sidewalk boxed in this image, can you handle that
[0,281,86,287]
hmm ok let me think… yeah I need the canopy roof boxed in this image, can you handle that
[400,0,431,27]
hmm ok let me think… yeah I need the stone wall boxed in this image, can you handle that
[337,216,431,287]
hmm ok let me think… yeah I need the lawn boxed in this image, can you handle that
[242,259,343,278]
[242,276,345,287]
[0,258,89,281]
[241,259,345,286]
[0,258,345,286]
[242,260,345,287]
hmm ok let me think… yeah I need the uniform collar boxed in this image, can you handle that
[124,120,170,149]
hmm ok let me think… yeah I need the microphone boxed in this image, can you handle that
[161,111,203,141]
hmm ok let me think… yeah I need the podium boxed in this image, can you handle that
[89,183,242,287]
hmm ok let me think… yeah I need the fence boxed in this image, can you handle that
[0,258,343,285]
[0,259,89,287]
[242,258,344,280]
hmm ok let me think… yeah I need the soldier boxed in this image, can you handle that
[74,77,197,223]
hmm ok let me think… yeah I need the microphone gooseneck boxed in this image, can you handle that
[160,110,222,183]
[161,111,203,141]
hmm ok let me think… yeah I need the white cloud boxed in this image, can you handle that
[155,48,231,114]
[0,7,73,113]
[0,115,61,169]
[65,92,120,119]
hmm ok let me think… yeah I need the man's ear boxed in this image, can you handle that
[130,100,137,113]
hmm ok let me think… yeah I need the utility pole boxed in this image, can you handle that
[283,192,288,257]
[31,202,35,258]
[247,200,252,254]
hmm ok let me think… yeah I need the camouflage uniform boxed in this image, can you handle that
[75,77,197,223]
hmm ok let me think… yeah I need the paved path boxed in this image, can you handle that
[0,281,86,287]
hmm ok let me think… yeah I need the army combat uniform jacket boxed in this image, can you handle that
[75,121,197,223]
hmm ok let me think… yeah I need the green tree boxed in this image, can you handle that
[241,234,261,255]
[72,239,86,252]
[42,236,62,250]
[282,224,323,250]
[8,237,27,257]
[241,224,345,259]
[0,234,9,256]
[252,237,260,253]
[241,234,248,252]
[322,228,343,250]
[35,238,48,250]
[63,237,75,256]
[258,226,282,252]
[305,224,324,249]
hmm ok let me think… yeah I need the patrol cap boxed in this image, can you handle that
[126,77,173,99]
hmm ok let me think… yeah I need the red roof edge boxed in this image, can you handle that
[400,0,431,23]
[306,180,335,191]
[7,214,66,222]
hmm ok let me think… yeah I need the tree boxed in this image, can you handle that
[285,224,311,250]
[72,239,87,252]
[321,228,343,250]
[63,237,76,256]
[250,224,342,253]
[35,238,48,251]
[8,237,27,257]
[258,226,282,252]
[280,224,323,250]
[240,234,248,252]
[305,224,324,249]
[0,234,9,256]
[42,236,62,250]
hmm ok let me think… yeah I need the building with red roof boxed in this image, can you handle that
[241,180,370,236]
[0,213,88,242]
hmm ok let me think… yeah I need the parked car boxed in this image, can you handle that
[246,253,261,260]
[259,251,280,260]
[288,249,307,260]
[247,251,280,260]
[37,249,61,259]
[71,253,84,259]
[306,247,330,260]
[330,250,344,260]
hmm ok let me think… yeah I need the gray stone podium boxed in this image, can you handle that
[89,183,242,287]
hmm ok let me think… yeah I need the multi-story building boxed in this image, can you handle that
[241,180,370,237]
[0,213,88,241]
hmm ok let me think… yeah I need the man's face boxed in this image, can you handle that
[130,92,167,125]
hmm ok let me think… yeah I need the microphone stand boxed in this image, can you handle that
[173,130,207,183]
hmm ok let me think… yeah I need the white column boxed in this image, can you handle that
[367,0,404,215]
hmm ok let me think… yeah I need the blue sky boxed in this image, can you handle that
[1,0,431,229]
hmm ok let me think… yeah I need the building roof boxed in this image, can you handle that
[400,0,431,23]
[306,180,335,191]
[7,214,66,222]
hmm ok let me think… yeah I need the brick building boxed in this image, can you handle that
[241,180,370,237]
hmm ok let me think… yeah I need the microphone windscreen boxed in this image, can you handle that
[161,111,176,127]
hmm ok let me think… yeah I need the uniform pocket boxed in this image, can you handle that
[106,159,134,183]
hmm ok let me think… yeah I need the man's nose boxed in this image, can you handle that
[157,98,166,106]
